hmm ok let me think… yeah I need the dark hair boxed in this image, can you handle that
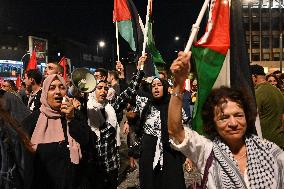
[4,80,17,91]
[202,86,256,139]
[26,69,43,85]
[273,70,281,75]
[97,80,108,84]
[108,70,119,80]
[48,62,64,74]
[266,74,283,89]
[249,64,265,76]
[21,81,26,88]
[96,68,108,78]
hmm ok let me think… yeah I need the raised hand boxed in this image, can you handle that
[60,96,75,121]
[137,53,147,70]
[116,61,124,72]
[170,51,191,87]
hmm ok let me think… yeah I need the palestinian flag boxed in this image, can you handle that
[113,0,141,52]
[147,0,164,66]
[141,0,164,77]
[192,0,257,135]
[25,50,37,72]
[113,0,161,77]
[191,0,230,134]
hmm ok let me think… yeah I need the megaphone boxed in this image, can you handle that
[71,68,97,93]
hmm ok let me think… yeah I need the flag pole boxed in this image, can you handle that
[142,0,151,56]
[115,21,120,61]
[184,0,211,53]
[139,16,145,35]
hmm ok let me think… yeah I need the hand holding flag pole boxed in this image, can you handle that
[184,0,211,53]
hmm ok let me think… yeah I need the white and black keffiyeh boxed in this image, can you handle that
[212,135,282,189]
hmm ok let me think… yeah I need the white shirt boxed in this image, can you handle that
[170,127,251,189]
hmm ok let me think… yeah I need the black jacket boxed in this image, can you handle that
[22,110,89,189]
[28,90,42,112]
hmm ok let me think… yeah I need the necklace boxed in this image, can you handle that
[235,152,247,162]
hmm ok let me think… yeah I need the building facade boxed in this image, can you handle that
[242,0,284,73]
[0,33,111,80]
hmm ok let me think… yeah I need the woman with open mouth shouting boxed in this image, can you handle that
[132,76,189,189]
[22,74,89,189]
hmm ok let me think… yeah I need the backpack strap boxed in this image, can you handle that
[200,150,214,189]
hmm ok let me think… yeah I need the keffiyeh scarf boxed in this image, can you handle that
[212,135,282,189]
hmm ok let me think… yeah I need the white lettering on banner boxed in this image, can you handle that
[93,56,103,63]
[242,0,284,8]
[83,54,103,62]
[83,54,92,61]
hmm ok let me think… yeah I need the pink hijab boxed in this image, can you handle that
[31,74,81,164]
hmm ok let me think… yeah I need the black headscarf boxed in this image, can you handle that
[139,78,170,144]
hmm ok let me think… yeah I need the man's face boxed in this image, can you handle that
[94,72,106,81]
[251,75,257,86]
[159,73,165,79]
[24,73,33,87]
[191,79,197,92]
[47,79,67,110]
[95,82,109,103]
[1,81,11,92]
[44,63,60,77]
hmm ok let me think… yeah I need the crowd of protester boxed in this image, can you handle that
[0,51,283,189]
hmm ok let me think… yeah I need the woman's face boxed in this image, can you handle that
[267,76,278,87]
[151,79,164,99]
[213,100,247,145]
[95,82,109,103]
[47,79,67,110]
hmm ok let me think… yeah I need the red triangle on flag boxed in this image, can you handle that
[113,0,131,22]
[26,50,37,72]
[16,75,21,90]
[58,57,67,81]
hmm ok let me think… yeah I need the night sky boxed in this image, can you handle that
[0,0,204,64]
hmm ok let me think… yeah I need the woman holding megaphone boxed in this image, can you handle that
[22,74,89,189]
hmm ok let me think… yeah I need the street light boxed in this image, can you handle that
[175,36,180,41]
[99,41,105,47]
[97,40,105,55]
